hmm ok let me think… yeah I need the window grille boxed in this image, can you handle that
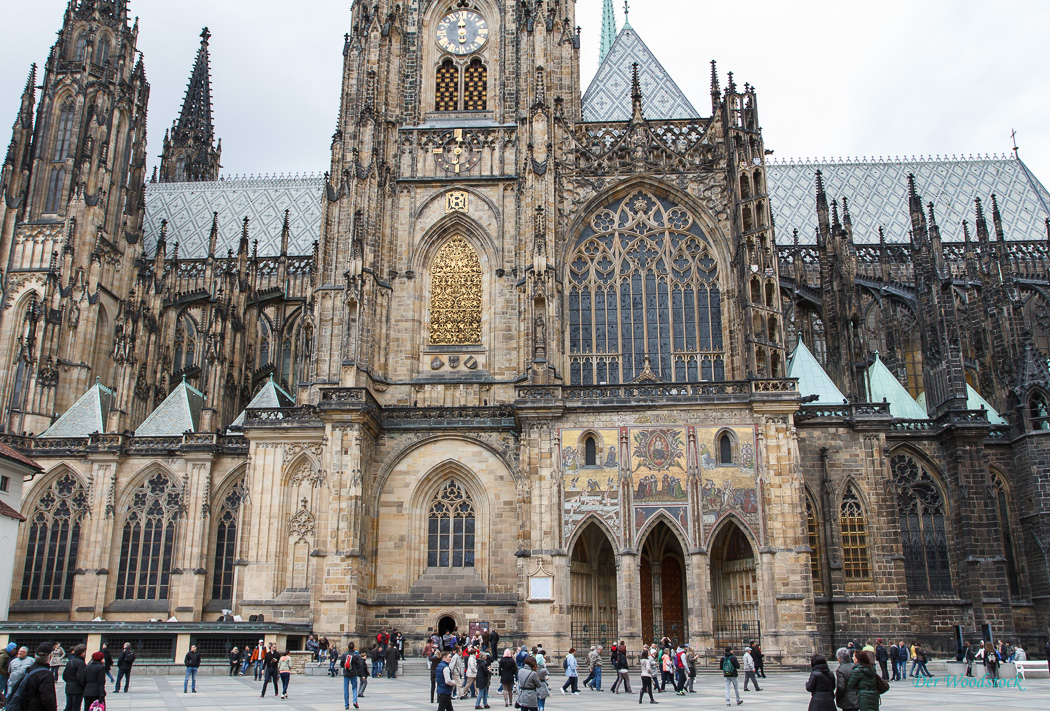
[891,454,952,595]
[115,471,183,600]
[463,59,487,110]
[21,472,88,601]
[435,60,459,111]
[840,487,872,588]
[427,481,475,569]
[429,237,482,345]
[11,635,86,652]
[102,636,176,662]
[191,635,259,661]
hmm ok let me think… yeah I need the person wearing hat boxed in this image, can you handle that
[16,643,57,711]
[0,641,16,695]
[80,650,108,711]
[62,645,87,711]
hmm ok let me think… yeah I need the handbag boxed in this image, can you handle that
[89,702,106,711]
[875,675,889,694]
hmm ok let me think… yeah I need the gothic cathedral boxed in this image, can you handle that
[0,0,1047,662]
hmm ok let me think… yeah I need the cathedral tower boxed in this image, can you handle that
[158,28,221,183]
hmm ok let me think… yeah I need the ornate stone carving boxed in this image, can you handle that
[289,498,315,543]
[429,237,482,346]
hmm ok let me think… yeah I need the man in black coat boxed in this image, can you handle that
[61,645,86,711]
[79,652,107,711]
[385,641,399,678]
[114,643,135,692]
[874,639,889,681]
[488,628,500,659]
[21,643,57,711]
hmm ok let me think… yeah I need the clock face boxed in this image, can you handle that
[436,10,489,55]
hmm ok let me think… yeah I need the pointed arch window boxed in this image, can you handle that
[212,479,246,602]
[991,474,1021,598]
[805,497,823,596]
[53,103,75,162]
[73,35,88,62]
[435,59,460,111]
[95,39,110,66]
[1029,391,1049,430]
[20,472,88,601]
[463,59,487,111]
[583,436,597,467]
[840,486,872,588]
[568,191,725,385]
[429,237,482,346]
[891,454,952,595]
[115,471,183,600]
[173,313,198,372]
[257,316,272,370]
[427,481,475,569]
[718,433,733,465]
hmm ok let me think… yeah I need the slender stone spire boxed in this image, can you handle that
[599,0,617,64]
[159,28,222,182]
[177,28,215,142]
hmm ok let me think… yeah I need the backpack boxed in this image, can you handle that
[675,651,685,669]
[562,656,568,670]
[5,666,50,711]
[721,656,735,676]
[345,653,353,670]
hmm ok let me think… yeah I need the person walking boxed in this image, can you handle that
[341,643,362,709]
[498,649,517,708]
[61,644,86,711]
[638,647,658,704]
[48,643,65,682]
[914,644,932,678]
[516,656,541,711]
[462,648,477,699]
[239,645,251,676]
[805,654,835,711]
[1045,640,1050,677]
[260,646,280,698]
[436,651,457,711]
[183,644,201,693]
[114,642,135,693]
[583,645,602,691]
[429,646,442,704]
[278,650,292,699]
[99,644,113,685]
[356,646,369,699]
[250,640,266,681]
[907,641,918,678]
[834,648,858,711]
[559,648,579,695]
[79,650,107,711]
[846,652,882,711]
[370,644,382,679]
[686,645,697,693]
[752,643,766,679]
[874,639,888,681]
[475,651,492,709]
[742,646,761,692]
[721,647,742,706]
[658,647,672,692]
[887,642,899,681]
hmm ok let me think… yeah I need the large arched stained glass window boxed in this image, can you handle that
[427,481,475,569]
[429,237,482,346]
[20,472,88,601]
[805,496,823,596]
[116,471,183,600]
[840,486,872,589]
[212,479,246,602]
[567,190,724,385]
[891,454,952,595]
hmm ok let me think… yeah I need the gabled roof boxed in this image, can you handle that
[40,382,114,438]
[787,340,847,404]
[0,442,41,473]
[867,353,928,420]
[582,27,701,122]
[227,376,295,431]
[143,174,324,258]
[134,379,205,437]
[916,386,1007,426]
[767,155,1050,244]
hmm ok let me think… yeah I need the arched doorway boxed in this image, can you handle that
[569,522,618,650]
[711,521,759,649]
[438,615,458,637]
[639,521,688,644]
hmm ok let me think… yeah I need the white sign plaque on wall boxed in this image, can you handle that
[529,576,553,601]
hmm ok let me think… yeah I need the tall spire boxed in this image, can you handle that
[599,0,617,64]
[176,28,215,142]
[159,28,222,182]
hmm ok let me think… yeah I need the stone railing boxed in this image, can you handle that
[517,379,796,405]
[318,387,380,411]
[244,406,322,426]
[1,431,250,458]
[380,406,517,430]
[795,402,892,422]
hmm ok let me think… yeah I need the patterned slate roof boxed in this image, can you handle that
[227,377,295,431]
[40,382,114,438]
[134,379,205,437]
[582,27,701,122]
[767,155,1050,244]
[867,353,929,420]
[787,340,847,404]
[143,175,325,258]
[916,386,1006,425]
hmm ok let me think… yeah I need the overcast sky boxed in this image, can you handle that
[1,0,1048,182]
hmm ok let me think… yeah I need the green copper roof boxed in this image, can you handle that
[916,386,1006,425]
[787,340,847,404]
[599,0,617,64]
[40,382,114,438]
[867,353,929,420]
[134,379,205,437]
[227,376,295,431]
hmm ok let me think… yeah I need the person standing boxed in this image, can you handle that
[260,646,280,698]
[475,651,492,710]
[846,652,881,711]
[370,644,382,678]
[48,643,65,682]
[183,644,201,693]
[887,642,899,681]
[498,650,517,707]
[686,645,697,693]
[489,629,500,660]
[638,647,658,704]
[385,642,399,679]
[429,646,442,704]
[895,642,908,681]
[250,640,266,681]
[834,648,858,711]
[278,650,292,699]
[873,640,888,682]
[19,643,58,711]
[0,641,15,696]
[560,648,579,695]
[752,643,766,679]
[805,654,835,711]
[448,646,464,698]
[673,645,687,695]
[114,642,135,693]
[8,647,33,690]
[436,651,457,711]
[356,646,369,699]
[962,641,975,678]
[742,646,761,692]
[983,642,1000,687]
[659,647,672,692]
[329,644,341,677]
[61,644,86,711]
[721,647,742,707]
[79,650,107,711]
[516,656,540,711]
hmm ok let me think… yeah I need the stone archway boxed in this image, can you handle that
[639,520,688,644]
[710,520,759,649]
[569,521,618,650]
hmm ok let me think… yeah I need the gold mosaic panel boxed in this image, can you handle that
[429,236,482,345]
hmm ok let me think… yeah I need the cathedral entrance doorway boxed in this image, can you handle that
[569,522,618,650]
[711,522,760,649]
[438,615,458,637]
[639,521,688,644]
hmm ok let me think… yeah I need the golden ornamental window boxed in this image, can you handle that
[840,486,872,588]
[429,236,482,346]
[463,59,488,111]
[435,60,460,111]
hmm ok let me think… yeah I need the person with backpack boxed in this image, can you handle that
[60,645,86,711]
[846,651,882,711]
[742,646,761,692]
[341,643,363,709]
[114,642,135,693]
[79,651,107,711]
[9,643,57,711]
[721,647,742,706]
[559,648,578,695]
[673,645,687,695]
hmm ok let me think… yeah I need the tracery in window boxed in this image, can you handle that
[806,496,823,596]
[568,191,724,385]
[427,481,475,569]
[173,313,198,372]
[435,60,460,111]
[840,486,872,588]
[20,472,88,601]
[73,35,88,61]
[212,479,246,602]
[44,169,66,214]
[53,101,75,162]
[891,454,952,595]
[1030,391,1050,430]
[991,473,1021,598]
[429,237,482,346]
[115,471,183,600]
[95,39,110,66]
[463,59,487,110]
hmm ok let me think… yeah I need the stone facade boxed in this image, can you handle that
[0,0,1047,664]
